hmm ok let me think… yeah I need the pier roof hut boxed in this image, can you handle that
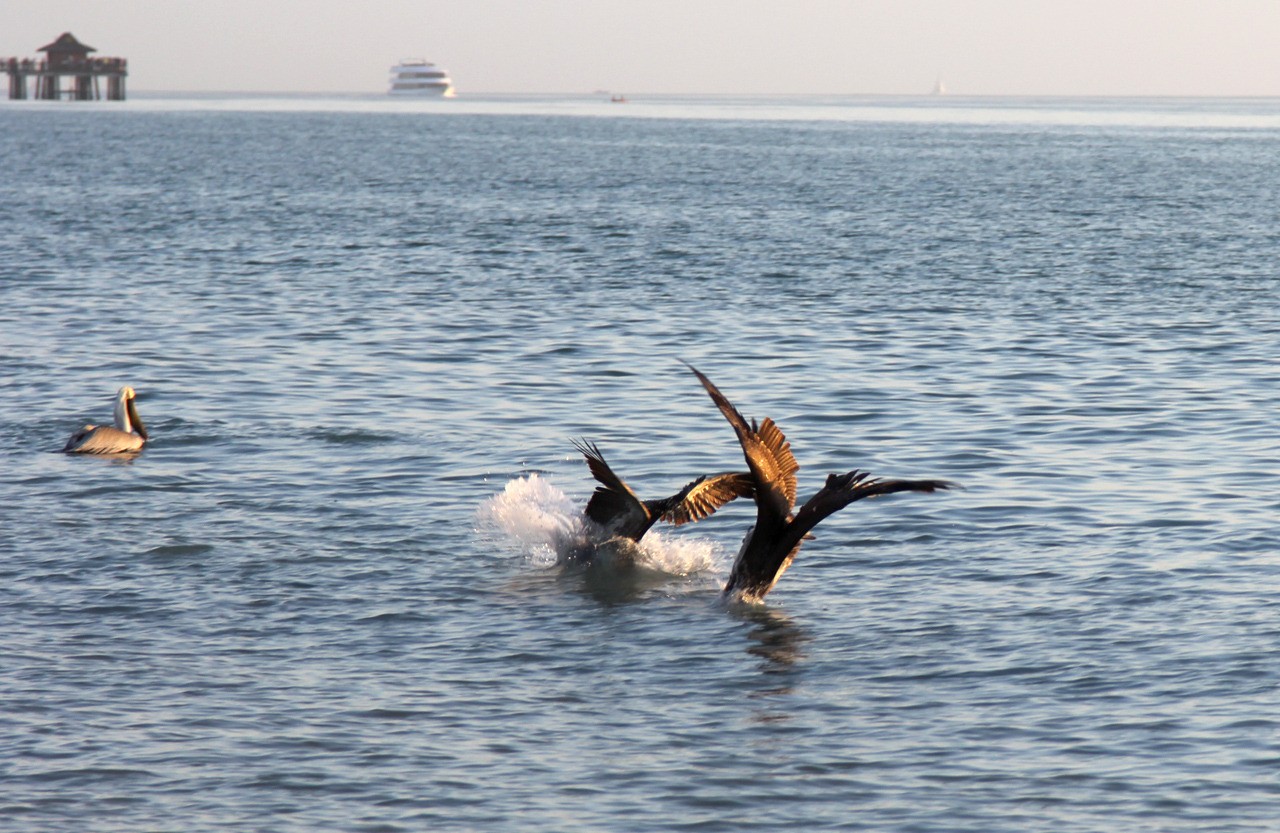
[38,32,97,69]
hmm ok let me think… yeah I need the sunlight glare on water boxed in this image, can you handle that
[3,94,1280,833]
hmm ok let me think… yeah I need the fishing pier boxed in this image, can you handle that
[5,32,127,101]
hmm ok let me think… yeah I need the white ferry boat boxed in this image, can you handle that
[388,60,454,97]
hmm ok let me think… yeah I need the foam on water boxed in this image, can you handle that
[477,474,723,576]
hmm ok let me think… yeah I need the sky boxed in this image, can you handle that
[4,0,1280,96]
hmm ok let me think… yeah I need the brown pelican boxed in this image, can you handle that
[573,438,753,544]
[63,386,148,454]
[685,364,952,602]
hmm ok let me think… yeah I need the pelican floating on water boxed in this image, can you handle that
[63,386,149,454]
[685,364,952,602]
[573,438,753,548]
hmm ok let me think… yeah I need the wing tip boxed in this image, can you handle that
[571,436,604,462]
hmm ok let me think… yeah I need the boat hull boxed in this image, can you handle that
[388,86,452,97]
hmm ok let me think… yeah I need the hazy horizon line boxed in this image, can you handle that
[110,89,1280,101]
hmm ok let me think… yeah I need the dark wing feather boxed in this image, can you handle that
[846,476,954,501]
[660,471,755,525]
[572,439,649,533]
[685,363,800,517]
[781,471,953,552]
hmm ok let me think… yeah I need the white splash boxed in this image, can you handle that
[627,527,721,577]
[476,474,722,576]
[476,473,584,567]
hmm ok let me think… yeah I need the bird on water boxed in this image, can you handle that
[63,386,149,454]
[572,438,753,545]
[684,363,952,603]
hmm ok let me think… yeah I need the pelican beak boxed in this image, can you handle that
[127,396,148,441]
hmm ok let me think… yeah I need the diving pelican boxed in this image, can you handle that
[63,386,149,454]
[685,364,952,602]
[573,438,753,545]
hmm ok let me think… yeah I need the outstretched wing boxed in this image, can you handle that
[572,439,649,535]
[752,417,799,509]
[782,470,953,552]
[660,471,755,526]
[684,363,799,516]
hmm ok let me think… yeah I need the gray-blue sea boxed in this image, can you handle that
[3,93,1280,832]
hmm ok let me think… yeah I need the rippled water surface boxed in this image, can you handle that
[3,95,1280,832]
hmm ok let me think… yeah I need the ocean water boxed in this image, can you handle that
[2,93,1280,832]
